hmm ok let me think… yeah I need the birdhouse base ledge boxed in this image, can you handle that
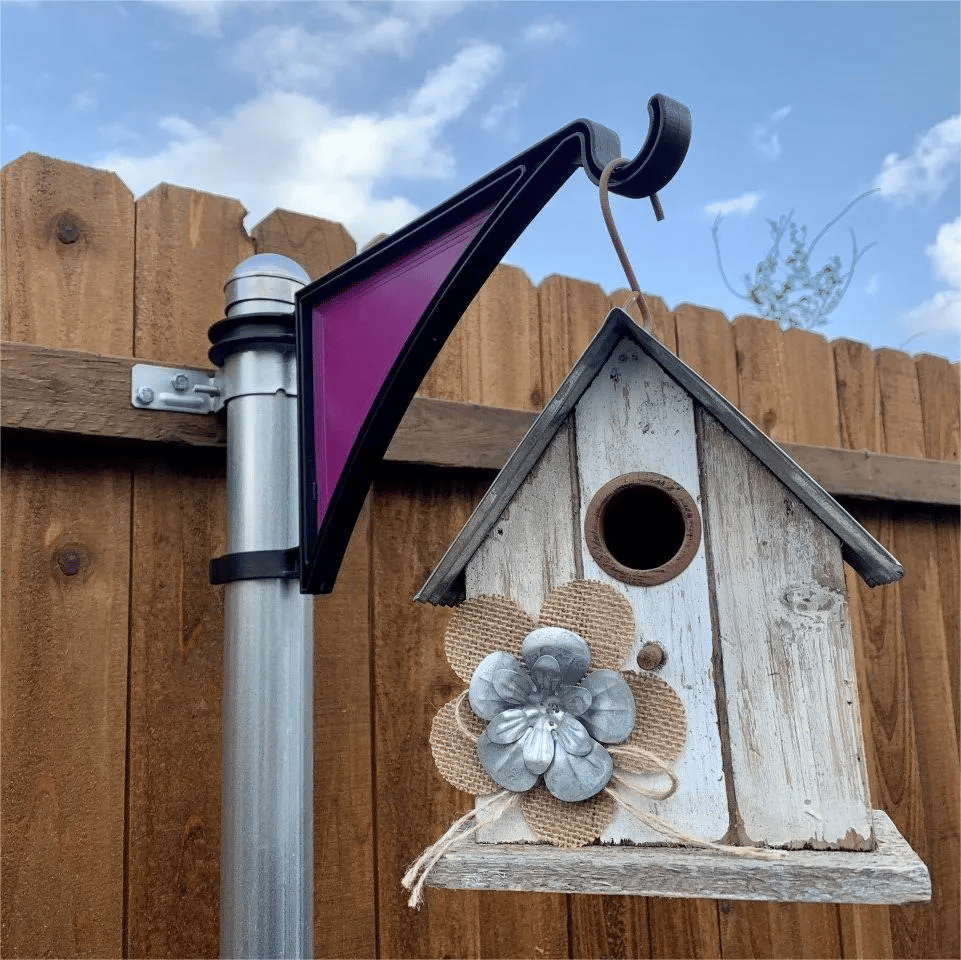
[426,810,929,904]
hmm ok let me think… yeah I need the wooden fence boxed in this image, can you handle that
[2,152,958,959]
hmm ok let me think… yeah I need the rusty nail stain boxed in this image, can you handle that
[56,547,83,576]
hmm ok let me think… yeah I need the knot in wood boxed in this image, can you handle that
[55,545,85,577]
[56,217,80,244]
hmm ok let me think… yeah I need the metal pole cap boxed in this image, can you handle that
[224,253,310,318]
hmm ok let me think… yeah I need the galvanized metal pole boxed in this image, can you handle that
[209,254,313,959]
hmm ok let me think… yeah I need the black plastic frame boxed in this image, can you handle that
[296,94,692,593]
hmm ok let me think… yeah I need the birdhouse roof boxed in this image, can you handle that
[416,308,903,605]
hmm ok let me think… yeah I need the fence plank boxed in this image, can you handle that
[125,184,252,958]
[538,274,611,398]
[1,153,134,353]
[915,355,960,740]
[0,155,133,958]
[720,315,843,958]
[251,208,356,280]
[833,339,927,958]
[875,349,960,960]
[251,206,377,958]
[371,468,485,959]
[784,328,893,959]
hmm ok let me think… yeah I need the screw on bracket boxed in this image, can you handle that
[136,386,155,406]
[172,374,190,392]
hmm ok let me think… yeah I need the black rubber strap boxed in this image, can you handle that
[209,547,300,585]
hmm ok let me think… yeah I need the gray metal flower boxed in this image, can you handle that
[469,626,636,802]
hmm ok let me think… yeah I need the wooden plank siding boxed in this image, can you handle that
[1,153,957,960]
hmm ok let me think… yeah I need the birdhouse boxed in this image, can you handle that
[409,307,930,906]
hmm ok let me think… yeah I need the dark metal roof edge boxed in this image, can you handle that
[627,313,904,587]
[415,311,638,604]
[416,308,903,604]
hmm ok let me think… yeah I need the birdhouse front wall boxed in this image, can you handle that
[463,334,874,851]
[696,409,873,850]
[465,338,729,845]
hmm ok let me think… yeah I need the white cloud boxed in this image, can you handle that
[874,114,961,204]
[704,191,764,218]
[904,216,961,335]
[750,106,791,160]
[154,0,233,36]
[482,85,523,132]
[232,5,468,91]
[74,90,96,110]
[522,19,569,46]
[865,273,881,295]
[97,43,504,243]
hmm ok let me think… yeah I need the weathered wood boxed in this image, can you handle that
[698,410,873,848]
[1,452,131,958]
[1,154,133,958]
[539,274,611,397]
[785,324,895,959]
[371,468,486,959]
[1,153,134,352]
[575,340,729,844]
[4,340,958,507]
[915,354,960,741]
[427,810,929,903]
[875,348,960,959]
[251,208,356,281]
[675,303,740,401]
[125,183,252,958]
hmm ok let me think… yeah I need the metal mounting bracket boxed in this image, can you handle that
[131,363,223,414]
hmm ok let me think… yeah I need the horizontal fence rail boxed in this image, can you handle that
[2,152,958,960]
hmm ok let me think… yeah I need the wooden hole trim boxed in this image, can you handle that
[584,472,701,586]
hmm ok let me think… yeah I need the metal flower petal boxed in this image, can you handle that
[553,715,594,757]
[477,731,539,792]
[522,627,591,684]
[579,669,636,743]
[559,684,593,717]
[469,651,526,719]
[486,707,535,744]
[522,716,556,774]
[530,654,561,694]
[543,740,615,802]
[493,666,535,704]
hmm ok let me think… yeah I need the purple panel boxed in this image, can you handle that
[312,205,494,527]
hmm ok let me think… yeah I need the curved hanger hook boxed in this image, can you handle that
[574,94,692,200]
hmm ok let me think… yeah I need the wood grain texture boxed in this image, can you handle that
[4,340,957,505]
[428,810,929,903]
[1,452,131,958]
[313,500,376,958]
[698,410,873,848]
[371,468,485,959]
[539,274,611,397]
[720,315,844,958]
[134,182,253,366]
[126,183,251,957]
[575,342,729,844]
[420,264,542,410]
[570,895,652,959]
[1,154,134,958]
[915,355,960,741]
[875,348,960,960]
[1,153,134,353]
[250,208,356,280]
[785,326,893,960]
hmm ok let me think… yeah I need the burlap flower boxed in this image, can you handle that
[429,580,687,848]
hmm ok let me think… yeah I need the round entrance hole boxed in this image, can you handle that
[584,472,701,586]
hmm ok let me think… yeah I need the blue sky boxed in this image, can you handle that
[3,1,959,361]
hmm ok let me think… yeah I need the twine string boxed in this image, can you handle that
[608,745,680,801]
[599,157,656,332]
[402,790,517,908]
[452,689,479,743]
[605,780,786,860]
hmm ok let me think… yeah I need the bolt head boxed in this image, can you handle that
[172,374,190,392]
[136,386,155,405]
